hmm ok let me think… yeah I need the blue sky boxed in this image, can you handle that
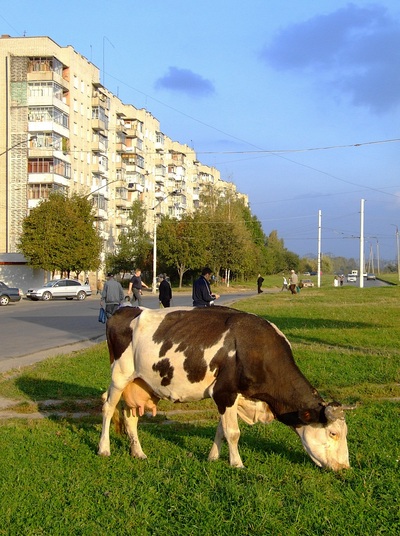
[2,0,400,262]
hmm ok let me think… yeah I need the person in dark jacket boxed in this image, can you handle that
[257,274,264,294]
[159,274,172,308]
[192,267,220,307]
[128,268,149,306]
[101,273,125,318]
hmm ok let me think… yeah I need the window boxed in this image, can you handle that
[28,183,66,199]
[28,106,69,128]
[156,132,164,144]
[28,57,63,76]
[28,157,71,178]
[28,81,63,101]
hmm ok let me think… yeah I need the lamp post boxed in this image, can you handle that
[391,225,400,282]
[0,135,36,157]
[151,190,179,294]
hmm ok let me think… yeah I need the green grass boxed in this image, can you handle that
[0,286,399,535]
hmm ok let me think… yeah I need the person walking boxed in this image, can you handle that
[101,273,125,318]
[257,274,264,294]
[192,267,220,307]
[159,274,172,308]
[281,275,288,291]
[289,269,299,295]
[128,268,149,306]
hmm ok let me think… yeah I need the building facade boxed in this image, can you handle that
[0,35,247,280]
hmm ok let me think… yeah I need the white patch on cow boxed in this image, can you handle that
[294,419,350,471]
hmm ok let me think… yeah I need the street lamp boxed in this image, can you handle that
[0,135,37,157]
[151,189,179,294]
[391,225,400,282]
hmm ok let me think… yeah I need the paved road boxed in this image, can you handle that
[0,290,254,372]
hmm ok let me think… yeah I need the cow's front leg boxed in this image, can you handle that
[220,405,244,468]
[123,407,147,459]
[208,418,224,461]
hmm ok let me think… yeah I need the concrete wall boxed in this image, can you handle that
[0,253,46,293]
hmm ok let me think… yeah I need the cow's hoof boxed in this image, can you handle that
[132,452,147,460]
[98,450,111,457]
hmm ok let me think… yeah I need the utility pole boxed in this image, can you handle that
[390,225,399,281]
[151,190,179,294]
[359,199,365,288]
[317,210,322,288]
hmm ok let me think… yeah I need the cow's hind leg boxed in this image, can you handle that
[123,407,147,459]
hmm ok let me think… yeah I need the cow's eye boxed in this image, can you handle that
[329,431,338,439]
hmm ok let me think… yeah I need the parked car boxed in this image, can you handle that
[0,281,22,306]
[309,271,318,276]
[26,279,92,301]
[366,273,376,280]
[300,279,314,288]
[347,274,357,282]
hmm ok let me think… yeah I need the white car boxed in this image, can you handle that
[26,279,92,301]
[347,274,357,283]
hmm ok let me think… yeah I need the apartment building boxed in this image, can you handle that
[0,35,247,277]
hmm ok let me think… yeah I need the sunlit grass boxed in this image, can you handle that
[0,285,399,535]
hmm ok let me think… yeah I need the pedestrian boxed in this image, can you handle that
[289,269,299,294]
[257,273,264,294]
[340,275,344,287]
[159,274,172,308]
[128,268,149,306]
[96,278,103,295]
[101,273,125,318]
[334,276,339,287]
[281,275,288,291]
[192,267,220,307]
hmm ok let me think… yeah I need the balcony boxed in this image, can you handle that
[28,121,69,139]
[155,188,166,199]
[116,142,127,153]
[127,182,144,192]
[92,162,107,175]
[28,172,70,188]
[92,118,107,132]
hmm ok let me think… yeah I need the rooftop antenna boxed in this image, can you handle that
[102,36,115,86]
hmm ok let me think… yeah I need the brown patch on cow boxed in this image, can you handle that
[152,358,174,386]
[106,307,143,363]
[152,308,239,385]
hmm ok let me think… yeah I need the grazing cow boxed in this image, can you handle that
[99,306,350,470]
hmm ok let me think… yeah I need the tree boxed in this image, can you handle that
[18,192,102,275]
[106,200,152,275]
[156,213,209,287]
[264,230,300,274]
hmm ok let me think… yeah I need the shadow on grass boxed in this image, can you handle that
[56,413,309,469]
[258,314,374,332]
[15,376,103,401]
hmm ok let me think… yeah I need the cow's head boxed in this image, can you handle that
[294,403,350,471]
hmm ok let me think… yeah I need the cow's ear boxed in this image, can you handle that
[298,408,320,424]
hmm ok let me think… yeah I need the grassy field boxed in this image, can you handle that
[0,285,399,535]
